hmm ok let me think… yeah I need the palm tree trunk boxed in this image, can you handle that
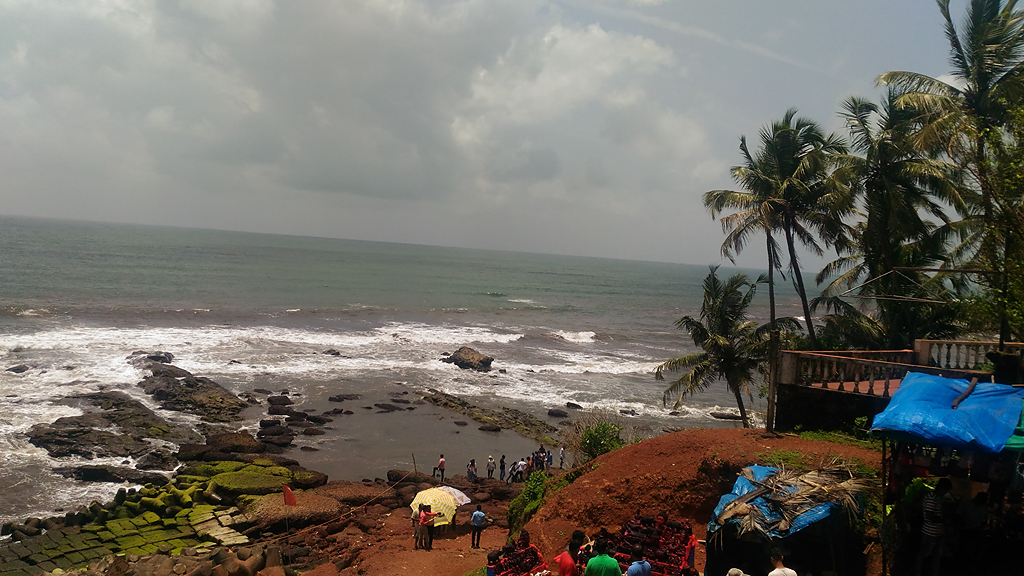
[731,380,750,428]
[784,223,819,349]
[766,233,779,434]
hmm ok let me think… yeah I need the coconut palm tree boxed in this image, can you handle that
[817,92,963,348]
[705,110,850,350]
[655,266,797,428]
[879,0,1024,343]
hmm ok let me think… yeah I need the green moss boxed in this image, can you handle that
[188,461,248,477]
[249,458,276,467]
[211,471,287,495]
[507,472,547,539]
[755,449,811,470]
[239,465,292,477]
[146,425,170,437]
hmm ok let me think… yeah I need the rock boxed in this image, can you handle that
[267,395,294,406]
[386,469,437,485]
[137,365,247,422]
[390,398,410,404]
[253,388,273,395]
[373,403,401,412]
[710,411,744,421]
[322,349,341,356]
[300,446,319,452]
[261,419,284,428]
[328,394,361,402]
[263,434,296,447]
[269,405,296,416]
[454,421,468,426]
[208,432,266,453]
[54,465,168,484]
[441,347,494,372]
[547,408,569,418]
[5,364,29,373]
[478,424,501,432]
[423,389,558,445]
[566,402,583,409]
[137,448,178,470]
[668,411,680,416]
[305,414,331,424]
[473,492,491,503]
[302,428,326,436]
[620,409,639,416]
[257,425,290,437]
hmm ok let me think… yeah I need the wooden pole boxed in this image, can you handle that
[412,453,418,474]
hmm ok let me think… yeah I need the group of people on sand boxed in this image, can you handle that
[432,447,566,485]
[506,446,564,483]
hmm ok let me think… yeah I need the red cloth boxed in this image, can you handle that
[553,551,577,576]
[419,511,439,526]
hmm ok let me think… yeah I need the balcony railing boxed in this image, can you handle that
[778,350,991,399]
[914,339,1024,371]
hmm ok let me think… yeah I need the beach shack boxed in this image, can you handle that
[870,371,1024,574]
[704,464,874,576]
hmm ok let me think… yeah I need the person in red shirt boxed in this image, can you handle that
[419,504,440,550]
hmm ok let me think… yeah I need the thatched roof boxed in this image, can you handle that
[711,458,876,540]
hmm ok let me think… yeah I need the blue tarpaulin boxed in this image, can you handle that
[870,371,1024,453]
[706,465,835,539]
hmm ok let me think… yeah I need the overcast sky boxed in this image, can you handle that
[0,0,955,267]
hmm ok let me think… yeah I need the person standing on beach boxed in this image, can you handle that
[486,455,496,479]
[419,504,440,551]
[499,455,507,481]
[560,446,566,469]
[470,504,486,548]
[467,459,478,482]
[411,504,426,550]
[767,548,796,576]
[546,450,553,472]
[584,539,621,575]
[434,454,446,482]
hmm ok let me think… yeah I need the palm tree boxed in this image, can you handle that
[879,0,1024,343]
[817,92,963,348]
[705,110,850,350]
[655,266,797,428]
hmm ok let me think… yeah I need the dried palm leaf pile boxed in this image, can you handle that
[711,458,876,540]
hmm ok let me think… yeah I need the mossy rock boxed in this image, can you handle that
[211,471,288,495]
[249,458,277,467]
[239,464,292,477]
[291,470,328,490]
[185,461,249,477]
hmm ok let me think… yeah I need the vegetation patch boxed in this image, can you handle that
[212,471,289,495]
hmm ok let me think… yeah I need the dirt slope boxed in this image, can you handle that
[523,428,880,573]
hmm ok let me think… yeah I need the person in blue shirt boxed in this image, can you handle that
[625,545,651,576]
[471,505,486,548]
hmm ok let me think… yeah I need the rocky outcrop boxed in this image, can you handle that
[441,347,494,371]
[422,389,559,445]
[54,465,169,484]
[26,392,200,462]
[137,364,248,422]
[547,408,568,417]
[5,364,29,373]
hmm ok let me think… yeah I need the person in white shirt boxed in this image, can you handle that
[767,548,796,576]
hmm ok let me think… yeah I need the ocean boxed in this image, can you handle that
[0,215,804,524]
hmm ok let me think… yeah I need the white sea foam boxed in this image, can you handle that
[553,330,597,343]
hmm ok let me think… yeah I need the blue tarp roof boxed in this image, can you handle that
[706,465,835,539]
[870,371,1024,453]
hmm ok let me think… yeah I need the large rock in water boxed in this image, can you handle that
[137,363,248,422]
[442,347,494,371]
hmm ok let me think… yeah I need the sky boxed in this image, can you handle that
[0,0,957,268]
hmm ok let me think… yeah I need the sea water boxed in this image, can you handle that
[0,215,804,523]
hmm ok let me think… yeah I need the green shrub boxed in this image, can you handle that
[507,472,547,538]
[579,422,625,461]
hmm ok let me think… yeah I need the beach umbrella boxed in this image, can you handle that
[410,488,458,526]
[436,485,471,506]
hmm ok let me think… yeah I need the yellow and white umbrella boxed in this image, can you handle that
[410,487,458,527]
